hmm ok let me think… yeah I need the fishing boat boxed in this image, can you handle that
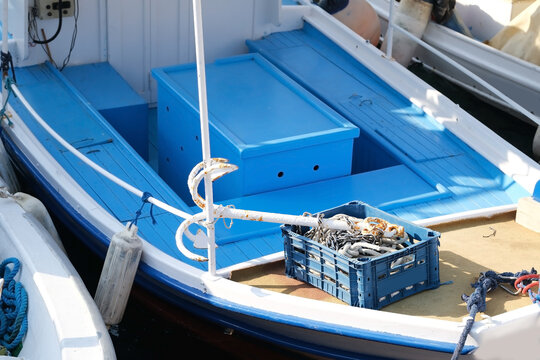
[367,0,540,159]
[0,173,115,359]
[1,0,540,359]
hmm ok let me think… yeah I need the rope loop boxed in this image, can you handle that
[0,258,28,356]
[453,268,537,359]
[514,271,539,302]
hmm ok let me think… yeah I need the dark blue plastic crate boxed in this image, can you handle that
[281,201,440,309]
[151,53,359,203]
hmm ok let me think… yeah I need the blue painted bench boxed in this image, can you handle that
[247,23,529,221]
[62,62,149,160]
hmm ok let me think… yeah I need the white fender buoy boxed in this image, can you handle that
[381,0,433,66]
[94,223,143,327]
[533,126,540,162]
[0,140,19,194]
[12,192,65,254]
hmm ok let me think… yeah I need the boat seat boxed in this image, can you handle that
[62,62,149,160]
[206,164,450,246]
[9,63,206,269]
[247,23,529,221]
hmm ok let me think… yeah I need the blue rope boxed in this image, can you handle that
[0,78,16,127]
[129,191,157,228]
[528,288,540,304]
[452,269,536,359]
[0,258,28,355]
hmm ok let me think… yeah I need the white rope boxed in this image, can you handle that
[8,84,192,220]
[385,0,395,58]
[7,80,389,265]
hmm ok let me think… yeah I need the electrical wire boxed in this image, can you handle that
[27,0,79,71]
[59,0,78,71]
[29,0,64,45]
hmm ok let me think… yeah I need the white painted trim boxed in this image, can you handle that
[0,196,115,359]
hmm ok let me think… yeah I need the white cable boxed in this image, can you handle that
[9,83,192,220]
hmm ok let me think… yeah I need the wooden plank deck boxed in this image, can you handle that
[232,212,540,321]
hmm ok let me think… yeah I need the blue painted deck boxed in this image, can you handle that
[9,23,529,271]
[246,23,529,221]
[62,62,149,160]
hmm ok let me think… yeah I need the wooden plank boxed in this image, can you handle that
[516,197,540,233]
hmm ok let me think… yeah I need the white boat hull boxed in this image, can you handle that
[417,22,540,124]
[369,0,540,159]
[0,193,115,359]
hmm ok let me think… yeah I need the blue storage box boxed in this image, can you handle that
[281,201,440,309]
[151,53,359,203]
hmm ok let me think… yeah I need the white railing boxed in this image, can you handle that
[383,0,540,127]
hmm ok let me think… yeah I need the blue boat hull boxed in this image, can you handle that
[1,129,470,360]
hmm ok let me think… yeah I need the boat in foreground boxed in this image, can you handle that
[1,0,540,358]
[0,175,115,359]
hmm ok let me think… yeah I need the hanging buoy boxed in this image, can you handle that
[94,223,142,327]
[11,192,65,254]
[0,140,19,194]
[381,0,433,66]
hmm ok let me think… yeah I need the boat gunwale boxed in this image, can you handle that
[2,3,540,356]
[5,104,539,357]
[2,106,482,356]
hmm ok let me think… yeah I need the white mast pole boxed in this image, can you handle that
[192,0,217,275]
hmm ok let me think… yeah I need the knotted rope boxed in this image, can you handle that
[0,258,28,356]
[452,268,536,359]
[514,273,540,305]
[129,191,157,228]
